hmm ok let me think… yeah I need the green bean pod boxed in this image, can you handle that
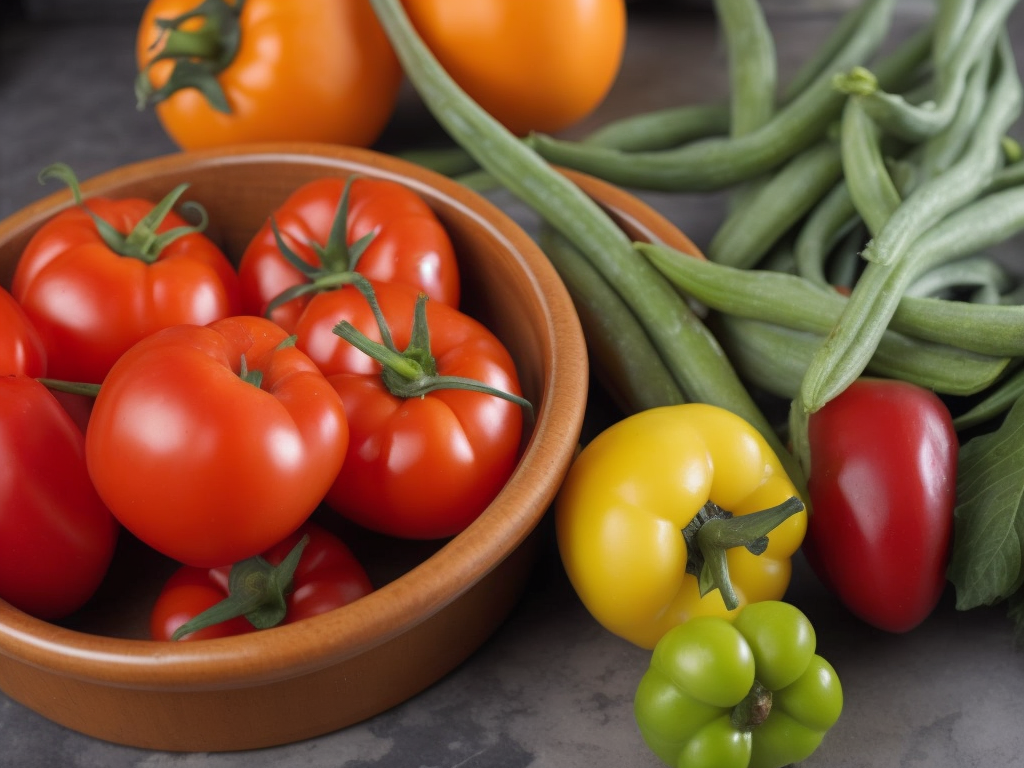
[640,239,1024,358]
[952,366,1024,431]
[713,313,1008,401]
[834,0,1017,141]
[525,0,905,192]
[708,139,844,268]
[714,0,776,137]
[839,97,902,236]
[582,103,730,152]
[538,224,685,415]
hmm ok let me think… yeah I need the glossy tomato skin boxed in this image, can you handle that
[0,376,120,620]
[136,0,403,150]
[86,315,349,568]
[294,282,524,539]
[0,285,46,377]
[402,0,627,135]
[803,378,958,633]
[238,176,460,332]
[12,197,242,384]
[150,521,373,641]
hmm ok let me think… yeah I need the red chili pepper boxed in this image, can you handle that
[802,378,957,633]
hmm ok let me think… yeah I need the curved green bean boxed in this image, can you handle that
[582,103,730,151]
[639,240,1024,358]
[538,224,685,414]
[714,313,1008,401]
[714,0,776,137]
[707,139,844,268]
[952,366,1024,431]
[834,0,1016,141]
[526,0,905,192]
[839,97,902,236]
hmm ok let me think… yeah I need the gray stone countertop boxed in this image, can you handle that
[2,4,1024,767]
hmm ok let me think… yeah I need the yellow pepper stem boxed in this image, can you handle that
[683,496,804,610]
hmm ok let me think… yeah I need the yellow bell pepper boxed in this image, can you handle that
[555,403,806,649]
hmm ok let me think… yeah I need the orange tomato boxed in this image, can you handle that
[136,0,403,150]
[401,0,627,136]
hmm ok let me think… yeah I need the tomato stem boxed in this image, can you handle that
[170,533,309,641]
[682,496,804,610]
[134,0,245,113]
[37,378,102,398]
[39,162,209,264]
[332,279,533,411]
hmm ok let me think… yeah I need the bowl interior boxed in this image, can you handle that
[0,143,587,688]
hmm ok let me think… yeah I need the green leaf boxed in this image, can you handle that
[947,395,1024,610]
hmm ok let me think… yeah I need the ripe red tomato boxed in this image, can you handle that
[402,0,627,135]
[802,378,958,633]
[150,521,373,641]
[136,0,403,150]
[85,315,349,568]
[11,172,242,383]
[0,284,45,377]
[237,176,460,333]
[0,375,120,620]
[293,281,525,539]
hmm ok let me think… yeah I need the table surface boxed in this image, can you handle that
[3,4,1024,768]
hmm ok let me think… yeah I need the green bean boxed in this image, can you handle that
[860,36,1019,271]
[793,179,861,285]
[537,224,685,414]
[525,0,905,192]
[952,366,1024,431]
[712,314,1008,401]
[367,0,798,481]
[933,0,977,72]
[905,256,1016,301]
[582,103,730,151]
[781,0,879,102]
[714,0,776,137]
[397,145,482,177]
[839,97,902,236]
[707,139,844,268]
[795,39,1023,423]
[640,234,1024,358]
[834,0,1017,141]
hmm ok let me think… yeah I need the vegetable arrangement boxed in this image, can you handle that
[363,0,1024,763]
[0,162,530,645]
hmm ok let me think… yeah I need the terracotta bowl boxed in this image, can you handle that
[0,145,694,753]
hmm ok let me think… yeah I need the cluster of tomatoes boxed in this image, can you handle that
[0,164,527,641]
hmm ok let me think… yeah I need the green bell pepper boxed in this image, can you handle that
[634,600,842,768]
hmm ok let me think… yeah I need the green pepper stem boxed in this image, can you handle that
[170,534,309,641]
[682,496,804,610]
[731,680,773,731]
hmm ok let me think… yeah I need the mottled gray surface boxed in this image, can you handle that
[2,6,1024,768]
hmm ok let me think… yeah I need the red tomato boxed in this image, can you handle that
[0,284,46,377]
[293,281,525,539]
[136,0,403,150]
[12,175,242,383]
[85,315,349,568]
[237,176,460,333]
[802,378,958,633]
[402,0,627,135]
[0,375,120,620]
[150,522,373,641]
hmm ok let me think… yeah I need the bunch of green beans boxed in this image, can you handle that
[377,0,1024,492]
[367,0,807,492]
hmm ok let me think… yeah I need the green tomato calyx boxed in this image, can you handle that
[135,0,244,113]
[262,177,377,320]
[682,496,804,610]
[332,277,533,412]
[170,533,309,641]
[40,162,209,264]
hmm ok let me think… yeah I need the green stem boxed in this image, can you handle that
[172,534,309,641]
[731,680,773,731]
[682,497,804,610]
[37,378,102,398]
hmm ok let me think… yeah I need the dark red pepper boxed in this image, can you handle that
[802,378,957,633]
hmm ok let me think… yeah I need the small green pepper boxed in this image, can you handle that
[634,601,842,768]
